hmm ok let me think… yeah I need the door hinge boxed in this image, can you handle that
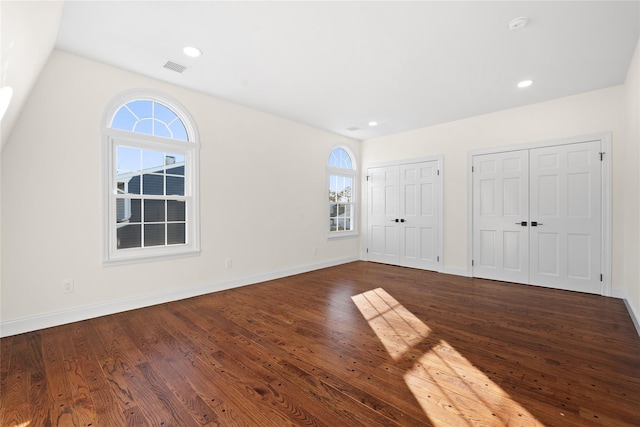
[472,260,474,266]
[437,256,440,262]
[599,152,605,161]
[437,169,440,176]
[472,166,474,172]
[366,248,369,253]
[366,175,370,181]
[600,274,603,282]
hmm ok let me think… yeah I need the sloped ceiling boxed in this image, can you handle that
[0,1,64,150]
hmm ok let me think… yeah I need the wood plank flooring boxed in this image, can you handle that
[2,261,639,426]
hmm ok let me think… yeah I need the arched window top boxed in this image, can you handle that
[111,99,188,141]
[103,90,198,143]
[328,147,354,170]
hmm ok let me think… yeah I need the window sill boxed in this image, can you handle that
[327,231,359,240]
[103,247,200,266]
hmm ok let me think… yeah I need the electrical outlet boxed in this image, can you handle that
[313,247,318,255]
[225,258,233,269]
[63,279,74,293]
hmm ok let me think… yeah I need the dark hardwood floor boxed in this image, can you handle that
[2,261,639,426]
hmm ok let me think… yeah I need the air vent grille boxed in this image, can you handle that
[163,60,188,73]
[346,126,361,132]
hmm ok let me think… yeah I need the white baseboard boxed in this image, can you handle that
[441,266,471,277]
[621,294,640,337]
[0,256,359,338]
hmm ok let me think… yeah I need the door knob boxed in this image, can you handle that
[531,221,543,227]
[515,221,527,226]
[400,219,405,223]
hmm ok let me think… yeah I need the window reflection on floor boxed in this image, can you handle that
[352,288,540,426]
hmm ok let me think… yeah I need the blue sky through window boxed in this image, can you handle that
[111,99,188,141]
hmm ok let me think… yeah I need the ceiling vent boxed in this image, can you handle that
[163,60,188,73]
[346,126,361,132]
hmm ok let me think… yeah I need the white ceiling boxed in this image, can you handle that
[55,1,640,140]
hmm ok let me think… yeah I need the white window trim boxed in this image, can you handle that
[327,146,358,239]
[101,90,200,265]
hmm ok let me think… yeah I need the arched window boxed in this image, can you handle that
[328,147,357,236]
[102,91,199,263]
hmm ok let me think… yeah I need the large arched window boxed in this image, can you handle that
[102,90,199,263]
[328,147,357,237]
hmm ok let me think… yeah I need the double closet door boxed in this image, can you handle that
[472,141,602,294]
[367,160,441,271]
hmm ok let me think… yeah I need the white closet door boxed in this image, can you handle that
[529,141,602,294]
[367,166,400,264]
[399,162,440,270]
[473,151,530,284]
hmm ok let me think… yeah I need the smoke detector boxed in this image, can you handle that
[509,17,529,31]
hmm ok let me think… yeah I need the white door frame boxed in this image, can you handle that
[364,155,444,272]
[467,133,612,296]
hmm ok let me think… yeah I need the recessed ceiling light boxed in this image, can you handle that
[517,80,533,88]
[509,17,529,31]
[368,121,378,127]
[183,46,202,58]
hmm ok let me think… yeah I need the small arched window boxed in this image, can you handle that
[102,91,199,263]
[328,147,357,236]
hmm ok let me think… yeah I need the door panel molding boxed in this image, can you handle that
[366,156,443,272]
[468,133,612,296]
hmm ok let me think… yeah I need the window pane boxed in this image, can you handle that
[154,102,178,124]
[167,223,186,244]
[117,147,141,195]
[112,107,137,131]
[167,200,186,221]
[116,199,127,222]
[117,224,141,249]
[166,153,185,175]
[142,174,164,195]
[144,200,165,222]
[340,180,352,202]
[144,224,165,247]
[154,120,172,138]
[142,150,165,170]
[166,176,184,196]
[130,199,141,222]
[134,118,153,135]
[127,100,152,120]
[166,165,185,176]
[328,148,353,169]
[169,120,188,141]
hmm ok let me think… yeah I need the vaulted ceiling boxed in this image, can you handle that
[2,1,639,145]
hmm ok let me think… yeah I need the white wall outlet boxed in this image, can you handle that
[225,258,233,269]
[313,247,318,255]
[63,279,74,293]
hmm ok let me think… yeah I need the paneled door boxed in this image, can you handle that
[368,161,441,271]
[367,166,400,265]
[472,150,530,284]
[529,141,602,293]
[472,141,603,294]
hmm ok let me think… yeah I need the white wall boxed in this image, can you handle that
[0,50,360,335]
[362,83,631,293]
[622,39,640,330]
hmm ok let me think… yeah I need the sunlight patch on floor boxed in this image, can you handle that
[404,339,541,426]
[351,287,431,361]
[352,288,541,426]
